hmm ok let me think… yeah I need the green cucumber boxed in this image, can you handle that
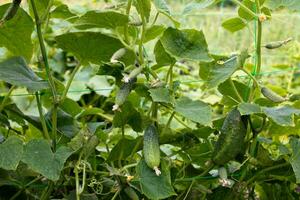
[124,187,139,200]
[261,87,285,103]
[264,38,292,49]
[1,0,21,22]
[113,79,135,111]
[212,108,247,165]
[143,124,161,176]
[110,48,127,63]
[123,66,143,83]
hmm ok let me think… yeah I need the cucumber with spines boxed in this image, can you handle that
[212,108,247,165]
[113,78,136,111]
[261,87,285,103]
[110,48,127,63]
[1,0,21,22]
[123,66,143,83]
[143,124,161,176]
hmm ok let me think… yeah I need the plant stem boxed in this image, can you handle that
[60,63,81,104]
[30,0,58,149]
[138,2,146,65]
[240,68,260,88]
[35,92,50,140]
[246,162,290,185]
[0,85,15,113]
[175,163,215,182]
[124,0,132,43]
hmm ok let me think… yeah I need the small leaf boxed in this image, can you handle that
[0,57,49,91]
[136,159,176,199]
[175,97,212,126]
[183,0,218,14]
[289,138,300,183]
[154,40,176,67]
[152,0,180,27]
[238,103,262,115]
[144,25,166,43]
[222,17,247,33]
[55,32,124,65]
[0,136,23,170]
[135,0,151,22]
[22,139,73,181]
[263,106,300,126]
[149,88,172,103]
[0,4,34,61]
[75,10,128,30]
[51,4,77,20]
[238,0,256,21]
[160,27,211,62]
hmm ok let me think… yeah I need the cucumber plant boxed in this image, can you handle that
[0,0,299,199]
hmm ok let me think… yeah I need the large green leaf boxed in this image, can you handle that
[160,27,211,62]
[218,79,249,105]
[175,97,212,126]
[135,160,176,200]
[265,0,300,11]
[289,138,300,183]
[75,11,128,30]
[149,88,172,103]
[222,17,247,33]
[0,136,23,170]
[0,4,34,61]
[135,0,151,22]
[113,101,143,132]
[263,106,300,126]
[107,137,143,162]
[55,32,124,65]
[0,57,49,91]
[22,139,73,181]
[238,103,262,115]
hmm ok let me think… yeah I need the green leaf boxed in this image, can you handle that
[200,57,240,88]
[22,139,73,181]
[289,138,300,183]
[144,25,166,43]
[136,159,176,200]
[152,0,180,27]
[55,32,124,65]
[238,103,262,115]
[218,79,249,105]
[160,27,211,62]
[175,97,212,126]
[263,106,300,126]
[107,137,143,162]
[135,0,151,22]
[29,0,50,18]
[0,136,23,170]
[222,17,247,33]
[149,88,172,103]
[51,4,76,20]
[154,40,176,67]
[59,98,83,117]
[183,0,219,14]
[238,0,256,21]
[0,57,49,91]
[0,4,34,61]
[113,101,143,132]
[265,0,300,11]
[75,10,128,30]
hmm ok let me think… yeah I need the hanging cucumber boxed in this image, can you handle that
[264,38,292,49]
[110,48,127,63]
[123,66,143,83]
[124,186,139,200]
[261,87,285,103]
[212,108,247,165]
[113,78,136,111]
[1,0,21,22]
[143,124,161,176]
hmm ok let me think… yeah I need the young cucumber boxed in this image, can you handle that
[1,0,21,22]
[261,87,285,103]
[212,108,247,165]
[113,79,135,111]
[143,124,161,176]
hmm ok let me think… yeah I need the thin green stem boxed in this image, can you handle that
[183,180,195,200]
[40,0,54,23]
[229,78,244,102]
[60,63,81,104]
[231,0,258,19]
[51,105,58,150]
[138,1,146,65]
[151,12,159,26]
[35,93,50,140]
[124,0,132,43]
[0,85,15,113]
[240,68,260,88]
[175,163,215,182]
